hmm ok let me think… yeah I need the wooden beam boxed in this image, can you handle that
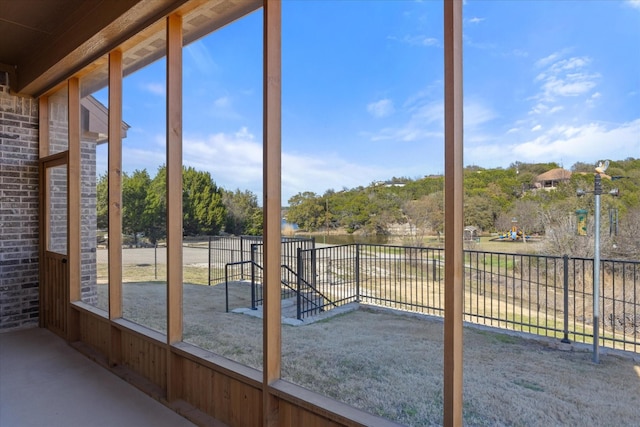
[67,77,82,341]
[443,1,464,426]
[166,12,183,401]
[108,49,123,322]
[263,0,282,425]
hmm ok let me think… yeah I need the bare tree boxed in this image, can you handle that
[401,192,444,247]
[613,207,640,259]
[540,204,614,258]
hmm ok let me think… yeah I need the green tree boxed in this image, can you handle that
[122,169,152,246]
[182,167,226,236]
[286,191,325,231]
[223,189,263,235]
[144,166,167,243]
[96,173,108,230]
[464,195,498,232]
[330,190,372,233]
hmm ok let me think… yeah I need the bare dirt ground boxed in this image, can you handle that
[94,280,640,426]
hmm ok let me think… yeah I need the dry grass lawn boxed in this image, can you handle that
[94,280,640,426]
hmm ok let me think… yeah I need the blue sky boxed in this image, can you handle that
[99,0,640,203]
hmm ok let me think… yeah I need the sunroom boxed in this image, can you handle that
[2,0,500,425]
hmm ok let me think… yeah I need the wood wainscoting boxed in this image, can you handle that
[68,302,400,427]
[41,251,69,338]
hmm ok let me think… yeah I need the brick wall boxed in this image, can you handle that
[0,73,40,330]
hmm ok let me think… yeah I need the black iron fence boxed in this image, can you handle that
[248,243,639,354]
[206,235,314,284]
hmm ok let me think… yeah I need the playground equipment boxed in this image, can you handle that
[491,218,537,242]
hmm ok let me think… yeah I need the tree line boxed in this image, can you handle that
[285,158,640,258]
[96,166,263,244]
[96,158,640,259]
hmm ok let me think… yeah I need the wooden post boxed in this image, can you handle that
[263,0,282,425]
[166,12,183,346]
[38,96,49,329]
[67,77,81,341]
[108,49,124,367]
[108,49,123,321]
[443,1,464,426]
[166,13,184,401]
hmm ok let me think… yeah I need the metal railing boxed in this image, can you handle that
[206,235,314,284]
[249,243,638,353]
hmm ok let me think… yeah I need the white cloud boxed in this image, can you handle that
[183,127,262,188]
[466,119,640,168]
[541,73,598,98]
[214,97,230,108]
[185,41,218,75]
[464,36,496,50]
[388,35,440,47]
[626,0,640,9]
[535,51,567,68]
[530,52,600,114]
[209,96,242,120]
[281,153,386,201]
[367,96,497,144]
[513,49,528,57]
[142,82,165,96]
[119,133,168,174]
[468,17,485,24]
[367,100,443,142]
[367,99,395,118]
[180,127,385,202]
[464,101,498,128]
[531,124,542,132]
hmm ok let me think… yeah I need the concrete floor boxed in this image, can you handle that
[0,327,196,427]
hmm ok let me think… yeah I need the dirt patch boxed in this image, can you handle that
[95,281,640,426]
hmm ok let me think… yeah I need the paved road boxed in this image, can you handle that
[96,246,210,265]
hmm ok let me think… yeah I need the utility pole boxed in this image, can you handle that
[593,172,602,364]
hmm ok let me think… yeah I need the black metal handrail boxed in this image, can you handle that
[224,260,255,313]
[281,263,337,319]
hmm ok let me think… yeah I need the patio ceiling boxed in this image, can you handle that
[0,0,260,97]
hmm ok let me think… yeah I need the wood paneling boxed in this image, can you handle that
[180,357,262,426]
[120,329,168,390]
[279,401,343,427]
[78,309,110,356]
[39,150,69,337]
[70,309,401,427]
[42,251,69,337]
